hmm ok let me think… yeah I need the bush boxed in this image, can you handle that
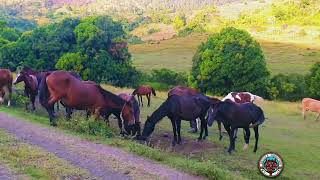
[128,35,144,44]
[269,73,306,101]
[306,62,320,98]
[11,93,29,107]
[147,28,160,35]
[190,27,269,96]
[150,68,188,87]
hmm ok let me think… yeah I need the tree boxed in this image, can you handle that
[306,62,320,98]
[173,15,186,30]
[190,27,270,96]
[55,52,86,74]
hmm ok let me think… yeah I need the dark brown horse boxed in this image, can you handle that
[137,94,219,146]
[13,71,38,110]
[0,69,13,106]
[168,86,200,133]
[102,93,141,136]
[207,100,265,153]
[39,71,136,132]
[132,85,156,107]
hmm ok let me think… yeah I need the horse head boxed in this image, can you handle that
[13,72,25,85]
[207,102,222,126]
[121,100,137,135]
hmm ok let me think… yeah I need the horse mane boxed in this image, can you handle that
[96,85,126,106]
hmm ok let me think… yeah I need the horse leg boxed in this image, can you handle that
[176,119,182,144]
[140,95,143,107]
[198,117,206,141]
[243,127,251,150]
[228,127,236,154]
[93,108,101,121]
[315,113,320,121]
[218,121,223,141]
[302,108,306,120]
[170,118,177,146]
[86,110,91,120]
[44,104,56,126]
[103,111,111,126]
[7,84,12,107]
[31,94,36,111]
[65,107,72,120]
[253,126,259,153]
[147,93,151,107]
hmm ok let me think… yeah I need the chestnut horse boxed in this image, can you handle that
[13,71,38,110]
[302,98,320,121]
[132,85,156,107]
[102,93,141,136]
[0,69,13,106]
[39,71,136,131]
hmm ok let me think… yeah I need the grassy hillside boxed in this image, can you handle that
[130,34,320,74]
[1,84,320,179]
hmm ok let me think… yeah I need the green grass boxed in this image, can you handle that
[130,34,320,74]
[0,129,90,179]
[1,85,320,179]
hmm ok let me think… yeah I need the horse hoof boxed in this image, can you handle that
[171,141,176,146]
[50,122,57,127]
[243,144,249,150]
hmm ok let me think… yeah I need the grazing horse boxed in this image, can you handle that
[132,85,156,107]
[13,71,38,110]
[302,98,320,121]
[207,100,265,153]
[39,71,136,133]
[168,86,200,133]
[222,92,264,103]
[137,94,219,146]
[103,93,141,136]
[0,69,13,106]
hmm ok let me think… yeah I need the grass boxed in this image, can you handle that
[130,34,320,74]
[1,85,320,179]
[0,129,90,179]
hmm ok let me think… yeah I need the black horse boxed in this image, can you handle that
[137,94,218,146]
[207,100,265,153]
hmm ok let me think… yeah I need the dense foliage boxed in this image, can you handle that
[0,16,140,87]
[305,62,320,99]
[190,27,269,96]
[269,73,306,101]
[147,68,188,90]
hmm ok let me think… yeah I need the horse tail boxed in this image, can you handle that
[39,72,51,108]
[249,107,265,128]
[151,88,156,96]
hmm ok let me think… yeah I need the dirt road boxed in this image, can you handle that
[0,112,203,180]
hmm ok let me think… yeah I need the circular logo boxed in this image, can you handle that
[258,152,284,178]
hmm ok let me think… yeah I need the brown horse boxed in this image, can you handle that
[222,92,264,103]
[13,71,38,110]
[0,69,13,106]
[102,93,141,136]
[132,85,156,107]
[39,71,136,131]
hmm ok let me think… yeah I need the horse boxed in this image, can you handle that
[137,94,219,146]
[207,100,265,153]
[222,92,264,103]
[0,69,13,106]
[168,86,200,133]
[39,71,136,134]
[13,71,38,111]
[102,93,141,136]
[302,98,320,121]
[132,85,156,107]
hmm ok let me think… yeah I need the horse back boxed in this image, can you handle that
[302,98,320,112]
[0,69,13,86]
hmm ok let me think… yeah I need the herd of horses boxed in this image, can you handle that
[0,67,319,154]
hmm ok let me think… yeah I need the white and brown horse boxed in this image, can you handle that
[302,98,320,121]
[222,92,264,103]
[0,69,13,106]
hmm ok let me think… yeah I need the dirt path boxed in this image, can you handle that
[0,164,26,180]
[0,112,203,180]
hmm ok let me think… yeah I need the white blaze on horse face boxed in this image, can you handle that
[13,73,20,84]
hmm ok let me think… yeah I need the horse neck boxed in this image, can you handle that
[100,88,126,109]
[148,101,169,125]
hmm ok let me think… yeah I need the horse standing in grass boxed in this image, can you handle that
[39,71,136,133]
[132,85,156,107]
[207,100,265,153]
[102,93,141,136]
[0,69,13,106]
[137,94,219,146]
[302,98,320,121]
[222,92,264,103]
[13,71,38,111]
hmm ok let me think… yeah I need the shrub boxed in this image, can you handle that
[190,27,269,96]
[128,35,144,44]
[306,62,320,98]
[147,28,160,35]
[11,93,29,107]
[269,73,306,101]
[150,68,188,87]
